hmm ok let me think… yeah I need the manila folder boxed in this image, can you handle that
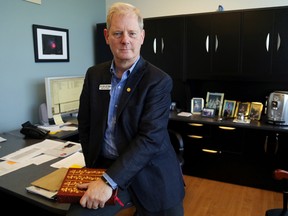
[31,167,68,192]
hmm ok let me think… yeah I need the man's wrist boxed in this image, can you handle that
[101,176,111,186]
[101,176,115,189]
[102,173,118,190]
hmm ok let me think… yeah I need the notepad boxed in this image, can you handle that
[177,112,192,117]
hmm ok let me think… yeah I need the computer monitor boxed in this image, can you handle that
[44,76,84,122]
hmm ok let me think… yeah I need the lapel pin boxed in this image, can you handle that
[127,87,131,92]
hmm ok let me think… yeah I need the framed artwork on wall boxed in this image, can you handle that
[32,24,69,62]
[191,98,204,114]
[205,92,224,116]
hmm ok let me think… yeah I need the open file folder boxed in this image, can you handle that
[26,167,68,199]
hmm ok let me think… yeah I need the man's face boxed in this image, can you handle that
[104,12,145,63]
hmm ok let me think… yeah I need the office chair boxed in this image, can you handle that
[168,129,185,167]
[266,169,288,216]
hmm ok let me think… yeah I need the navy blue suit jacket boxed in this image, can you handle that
[77,57,185,212]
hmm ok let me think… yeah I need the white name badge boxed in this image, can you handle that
[99,84,111,90]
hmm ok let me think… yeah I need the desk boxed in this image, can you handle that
[0,133,70,215]
[7,125,79,142]
[169,111,288,191]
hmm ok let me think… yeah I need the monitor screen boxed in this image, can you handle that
[44,76,84,121]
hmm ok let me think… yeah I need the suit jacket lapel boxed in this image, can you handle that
[116,57,147,119]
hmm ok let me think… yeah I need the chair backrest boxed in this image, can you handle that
[168,129,184,167]
[265,169,288,216]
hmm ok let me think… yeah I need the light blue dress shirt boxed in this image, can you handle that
[101,57,140,189]
[102,58,139,159]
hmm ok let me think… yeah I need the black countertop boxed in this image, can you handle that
[169,111,288,133]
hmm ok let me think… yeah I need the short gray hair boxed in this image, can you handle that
[106,2,144,30]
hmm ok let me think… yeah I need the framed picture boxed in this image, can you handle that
[201,108,215,118]
[234,102,251,117]
[32,24,69,62]
[191,98,204,114]
[222,100,237,118]
[205,92,225,116]
[249,102,263,120]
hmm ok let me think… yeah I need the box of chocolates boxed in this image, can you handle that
[56,168,118,205]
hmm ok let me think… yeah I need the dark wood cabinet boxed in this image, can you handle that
[186,12,241,80]
[168,113,288,191]
[271,8,288,79]
[95,23,113,64]
[141,16,186,80]
[141,16,189,110]
[241,9,274,80]
[242,8,288,81]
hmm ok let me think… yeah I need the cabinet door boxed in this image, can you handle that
[141,19,158,65]
[141,17,185,80]
[241,9,274,80]
[186,14,211,79]
[95,23,113,64]
[210,12,241,78]
[271,8,288,79]
[186,12,241,79]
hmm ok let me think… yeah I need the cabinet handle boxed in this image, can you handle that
[218,126,235,130]
[264,133,279,154]
[277,33,281,51]
[188,135,203,139]
[215,35,218,52]
[264,135,268,153]
[161,37,164,54]
[206,35,209,53]
[266,33,270,52]
[153,38,157,54]
[274,133,279,154]
[188,123,203,127]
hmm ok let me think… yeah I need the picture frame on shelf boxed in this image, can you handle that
[191,98,204,114]
[249,102,263,120]
[32,24,69,62]
[222,100,237,118]
[201,108,215,118]
[205,92,224,116]
[234,102,251,117]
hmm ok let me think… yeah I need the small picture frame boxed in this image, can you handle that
[205,92,225,116]
[234,102,251,117]
[249,102,263,120]
[191,98,204,114]
[32,24,69,62]
[201,107,215,118]
[222,100,237,118]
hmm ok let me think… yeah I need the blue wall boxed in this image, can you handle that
[0,0,106,132]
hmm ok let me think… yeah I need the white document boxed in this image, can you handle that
[177,112,192,117]
[26,186,57,199]
[0,160,32,176]
[0,136,7,143]
[0,146,44,163]
[0,139,74,162]
[53,114,64,125]
[44,141,81,158]
[50,152,85,168]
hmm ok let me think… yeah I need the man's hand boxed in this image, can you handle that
[78,178,113,209]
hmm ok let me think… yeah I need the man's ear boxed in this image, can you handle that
[104,28,109,45]
[141,29,145,45]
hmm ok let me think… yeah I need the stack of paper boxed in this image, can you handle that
[26,167,68,199]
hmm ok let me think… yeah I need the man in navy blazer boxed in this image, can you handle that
[67,2,185,216]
